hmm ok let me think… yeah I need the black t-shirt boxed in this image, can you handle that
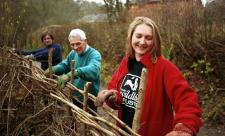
[120,58,144,128]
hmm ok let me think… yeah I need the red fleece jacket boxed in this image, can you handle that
[107,54,202,136]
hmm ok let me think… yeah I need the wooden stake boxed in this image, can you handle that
[48,48,54,78]
[67,60,76,126]
[83,82,91,136]
[132,68,148,134]
[70,60,75,83]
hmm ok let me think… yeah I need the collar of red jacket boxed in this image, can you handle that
[123,53,161,69]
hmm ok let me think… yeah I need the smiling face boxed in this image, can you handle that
[43,34,53,46]
[69,36,87,54]
[131,24,153,61]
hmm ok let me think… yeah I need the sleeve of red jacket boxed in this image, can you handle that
[106,59,125,110]
[163,60,202,135]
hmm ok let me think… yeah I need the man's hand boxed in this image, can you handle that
[57,74,70,89]
[44,67,55,77]
[44,68,50,77]
[66,70,78,79]
[57,70,79,88]
[95,89,117,107]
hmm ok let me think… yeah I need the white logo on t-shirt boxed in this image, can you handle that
[121,74,140,109]
[124,77,139,91]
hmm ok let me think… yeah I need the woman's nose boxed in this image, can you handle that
[140,38,146,44]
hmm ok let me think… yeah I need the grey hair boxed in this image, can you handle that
[68,28,86,40]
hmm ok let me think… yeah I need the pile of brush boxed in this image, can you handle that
[0,47,139,136]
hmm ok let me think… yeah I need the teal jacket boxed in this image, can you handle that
[53,45,101,99]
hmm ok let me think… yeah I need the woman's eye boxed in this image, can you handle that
[146,36,153,40]
[136,34,142,38]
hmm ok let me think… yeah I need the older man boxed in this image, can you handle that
[45,28,101,111]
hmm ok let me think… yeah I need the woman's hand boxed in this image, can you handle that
[165,131,192,136]
[165,123,193,136]
[95,89,117,107]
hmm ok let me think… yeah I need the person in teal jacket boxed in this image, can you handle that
[45,28,101,111]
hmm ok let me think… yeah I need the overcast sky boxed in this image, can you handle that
[85,0,104,4]
[83,0,126,4]
[83,0,210,7]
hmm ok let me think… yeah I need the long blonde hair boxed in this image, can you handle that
[125,17,162,62]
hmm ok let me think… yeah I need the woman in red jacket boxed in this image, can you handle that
[95,17,202,136]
